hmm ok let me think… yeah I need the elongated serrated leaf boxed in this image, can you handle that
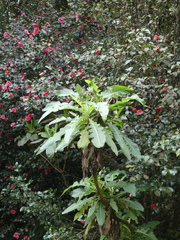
[18,133,31,146]
[122,182,136,196]
[37,130,64,155]
[89,120,106,148]
[95,201,106,226]
[101,85,133,98]
[38,101,61,122]
[123,199,144,211]
[77,129,90,149]
[136,228,158,240]
[48,117,66,125]
[110,199,118,213]
[122,134,141,160]
[55,138,68,152]
[62,196,95,214]
[46,143,56,158]
[128,94,145,105]
[87,202,97,219]
[109,124,131,160]
[64,116,80,144]
[94,102,109,121]
[104,129,118,156]
[85,79,100,93]
[56,88,78,97]
[71,188,85,199]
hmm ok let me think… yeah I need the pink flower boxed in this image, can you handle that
[23,96,29,99]
[131,107,137,112]
[153,35,159,40]
[25,114,33,121]
[10,122,15,127]
[24,236,29,239]
[0,103,3,107]
[164,39,168,42]
[4,175,9,179]
[9,93,14,97]
[3,32,9,37]
[10,210,16,214]
[24,29,29,34]
[18,43,24,47]
[13,232,19,238]
[58,67,62,71]
[95,50,101,55]
[80,220,85,224]
[150,203,155,210]
[10,184,15,188]
[9,166,15,170]
[5,81,12,86]
[76,14,80,19]
[155,107,162,112]
[32,27,39,35]
[43,92,49,96]
[43,49,49,54]
[77,68,83,72]
[137,109,143,114]
[5,70,10,74]
[163,87,169,91]
[11,108,17,113]
[96,26,103,30]
[0,115,6,120]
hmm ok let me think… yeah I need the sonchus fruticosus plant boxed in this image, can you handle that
[34,79,150,239]
[35,79,144,174]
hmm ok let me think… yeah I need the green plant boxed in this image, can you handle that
[31,80,159,239]
[62,169,159,240]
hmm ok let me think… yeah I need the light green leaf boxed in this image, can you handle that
[71,188,86,200]
[109,124,131,160]
[77,129,90,149]
[64,116,80,144]
[46,143,56,158]
[136,228,158,240]
[122,134,141,160]
[94,102,109,121]
[18,133,31,146]
[101,85,133,98]
[95,201,106,226]
[56,88,78,97]
[85,79,100,93]
[128,210,138,223]
[104,129,118,156]
[38,101,61,122]
[87,202,97,219]
[127,94,145,105]
[110,199,118,213]
[48,117,67,125]
[123,199,144,211]
[123,182,136,197]
[37,130,63,155]
[62,196,95,214]
[89,120,106,148]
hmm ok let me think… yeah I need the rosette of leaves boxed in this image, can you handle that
[34,79,144,174]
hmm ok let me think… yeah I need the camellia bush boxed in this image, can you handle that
[0,0,179,239]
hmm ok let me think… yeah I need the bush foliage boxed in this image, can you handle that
[0,0,179,239]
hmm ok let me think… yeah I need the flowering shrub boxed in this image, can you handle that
[0,0,179,239]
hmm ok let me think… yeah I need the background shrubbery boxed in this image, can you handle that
[0,0,179,239]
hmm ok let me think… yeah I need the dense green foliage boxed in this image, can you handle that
[0,0,179,239]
